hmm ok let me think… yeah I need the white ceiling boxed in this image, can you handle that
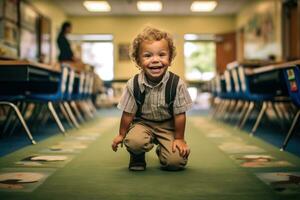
[48,0,251,16]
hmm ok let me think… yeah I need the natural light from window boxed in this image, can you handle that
[81,42,114,81]
[69,34,114,81]
[184,36,216,81]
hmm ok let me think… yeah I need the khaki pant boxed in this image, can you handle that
[124,119,188,171]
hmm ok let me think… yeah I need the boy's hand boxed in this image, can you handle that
[172,139,190,158]
[112,135,125,152]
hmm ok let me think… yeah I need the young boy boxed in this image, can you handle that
[111,27,192,171]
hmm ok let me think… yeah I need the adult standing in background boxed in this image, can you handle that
[57,21,86,71]
[57,21,74,62]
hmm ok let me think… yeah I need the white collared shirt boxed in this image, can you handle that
[117,71,193,121]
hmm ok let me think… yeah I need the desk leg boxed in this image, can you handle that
[0,102,36,145]
[48,102,66,134]
[250,101,268,136]
[281,110,300,151]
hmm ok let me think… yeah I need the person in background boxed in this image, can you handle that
[57,21,85,71]
[57,21,74,62]
[111,27,192,171]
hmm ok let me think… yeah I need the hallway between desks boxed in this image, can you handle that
[0,115,300,200]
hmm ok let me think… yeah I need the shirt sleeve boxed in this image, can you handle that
[117,78,137,114]
[173,79,193,115]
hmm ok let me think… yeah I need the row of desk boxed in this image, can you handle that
[212,59,300,150]
[0,61,61,95]
[0,60,96,144]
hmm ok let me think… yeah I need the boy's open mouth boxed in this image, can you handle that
[149,66,164,70]
[149,66,164,74]
[149,66,163,69]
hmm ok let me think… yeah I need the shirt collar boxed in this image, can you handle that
[139,71,170,91]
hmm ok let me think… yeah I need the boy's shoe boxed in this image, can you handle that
[129,152,146,171]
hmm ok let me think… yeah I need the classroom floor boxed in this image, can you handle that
[0,108,300,199]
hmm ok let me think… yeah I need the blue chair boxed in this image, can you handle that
[229,66,259,126]
[209,76,218,116]
[281,65,300,150]
[221,69,244,121]
[211,74,228,119]
[61,67,83,126]
[26,64,71,134]
[65,71,85,123]
[76,71,96,119]
[236,66,278,135]
[62,67,83,125]
[222,66,252,123]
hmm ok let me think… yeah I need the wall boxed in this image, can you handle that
[29,0,67,64]
[216,32,237,74]
[25,2,236,79]
[236,0,282,61]
[70,16,235,80]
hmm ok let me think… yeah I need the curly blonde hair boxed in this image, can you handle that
[129,26,176,68]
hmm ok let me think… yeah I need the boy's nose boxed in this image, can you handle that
[151,55,160,62]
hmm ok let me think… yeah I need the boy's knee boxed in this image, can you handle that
[124,135,153,154]
[123,124,154,154]
[159,152,188,171]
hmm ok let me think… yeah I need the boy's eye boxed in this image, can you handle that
[143,54,151,58]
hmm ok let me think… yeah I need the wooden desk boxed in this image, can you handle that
[0,60,61,94]
[245,60,300,75]
[240,61,300,96]
[224,61,295,96]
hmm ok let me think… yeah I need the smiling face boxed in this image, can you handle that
[138,39,170,82]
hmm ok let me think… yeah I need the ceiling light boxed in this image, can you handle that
[83,1,111,12]
[190,1,217,12]
[137,1,162,12]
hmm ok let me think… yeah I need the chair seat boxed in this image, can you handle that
[244,93,274,101]
[27,94,63,102]
[0,95,25,101]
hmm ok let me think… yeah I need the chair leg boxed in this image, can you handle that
[277,102,291,123]
[287,103,298,121]
[280,110,300,151]
[48,102,66,134]
[84,100,96,117]
[211,98,222,119]
[59,103,74,128]
[210,98,219,119]
[250,101,268,136]
[8,102,29,136]
[2,105,15,135]
[63,102,80,128]
[37,105,49,127]
[3,101,23,135]
[0,102,36,144]
[70,101,85,123]
[209,97,217,117]
[40,106,51,126]
[225,100,238,121]
[270,102,286,131]
[223,100,232,120]
[235,101,249,128]
[78,101,93,119]
[239,101,254,129]
[87,99,97,113]
[229,100,241,123]
[219,100,229,119]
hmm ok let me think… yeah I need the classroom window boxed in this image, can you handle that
[69,34,114,81]
[184,34,216,81]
